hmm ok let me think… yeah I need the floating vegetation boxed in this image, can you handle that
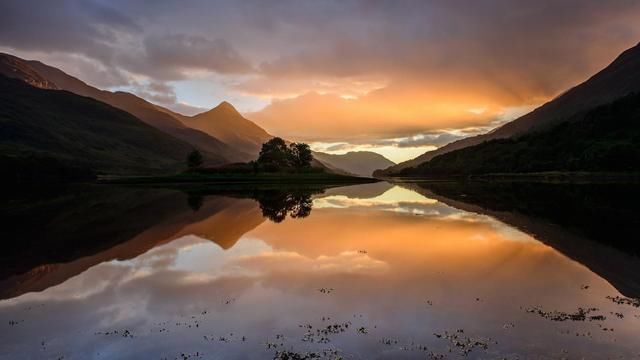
[300,321,352,343]
[524,306,606,322]
[606,296,640,308]
[611,312,624,319]
[175,351,203,359]
[502,322,515,330]
[273,348,342,360]
[559,329,593,338]
[433,329,494,356]
[202,333,243,343]
[379,337,399,346]
[95,329,134,338]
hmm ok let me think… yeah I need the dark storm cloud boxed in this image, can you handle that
[1,0,639,141]
[0,0,136,61]
[141,34,252,75]
[2,0,639,92]
[0,0,251,84]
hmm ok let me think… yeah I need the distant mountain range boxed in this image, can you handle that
[313,151,395,177]
[377,42,640,176]
[0,52,391,179]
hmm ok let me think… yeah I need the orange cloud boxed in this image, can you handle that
[248,81,530,142]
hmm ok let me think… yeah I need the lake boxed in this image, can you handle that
[1,181,639,359]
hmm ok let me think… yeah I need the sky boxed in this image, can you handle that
[1,0,640,162]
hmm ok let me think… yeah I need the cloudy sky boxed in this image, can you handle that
[2,0,639,161]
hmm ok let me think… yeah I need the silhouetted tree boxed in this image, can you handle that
[288,143,313,169]
[257,137,289,171]
[187,150,203,170]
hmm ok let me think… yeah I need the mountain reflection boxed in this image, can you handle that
[1,181,640,359]
[0,185,325,299]
[402,181,640,297]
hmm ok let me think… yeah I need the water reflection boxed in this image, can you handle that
[0,185,326,299]
[0,182,639,359]
[402,181,640,298]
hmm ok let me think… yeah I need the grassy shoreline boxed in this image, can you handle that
[380,171,640,184]
[100,171,379,185]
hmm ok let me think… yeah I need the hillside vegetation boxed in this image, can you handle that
[399,93,640,176]
[0,76,194,182]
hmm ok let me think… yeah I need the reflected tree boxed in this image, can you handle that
[187,193,204,212]
[253,189,315,223]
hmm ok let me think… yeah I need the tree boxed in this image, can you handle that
[288,143,313,169]
[187,149,203,170]
[257,137,289,171]
[254,189,314,223]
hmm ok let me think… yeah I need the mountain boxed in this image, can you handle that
[167,100,371,174]
[313,151,395,177]
[0,53,238,165]
[398,92,640,176]
[0,54,58,89]
[0,75,195,180]
[378,42,640,175]
[0,52,374,175]
[404,181,640,297]
[176,101,273,160]
[0,187,266,299]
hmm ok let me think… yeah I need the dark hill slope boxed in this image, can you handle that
[379,42,640,175]
[0,76,194,179]
[400,92,640,176]
[0,53,237,165]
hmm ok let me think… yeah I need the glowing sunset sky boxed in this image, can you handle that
[2,0,640,161]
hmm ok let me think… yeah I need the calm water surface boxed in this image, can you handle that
[1,182,639,359]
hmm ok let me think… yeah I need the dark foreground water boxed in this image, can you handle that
[0,181,639,359]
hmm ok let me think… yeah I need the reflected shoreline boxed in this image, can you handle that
[402,181,640,298]
[0,184,331,300]
[2,180,639,301]
[1,181,640,359]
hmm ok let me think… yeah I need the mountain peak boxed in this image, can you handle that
[212,100,240,115]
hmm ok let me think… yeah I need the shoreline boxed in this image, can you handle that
[378,171,640,184]
[99,172,380,186]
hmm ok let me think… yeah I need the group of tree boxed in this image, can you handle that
[254,137,314,172]
[185,137,314,173]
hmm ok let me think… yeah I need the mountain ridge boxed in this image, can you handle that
[0,53,240,165]
[176,101,274,159]
[313,151,395,177]
[0,75,195,179]
[377,42,640,175]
